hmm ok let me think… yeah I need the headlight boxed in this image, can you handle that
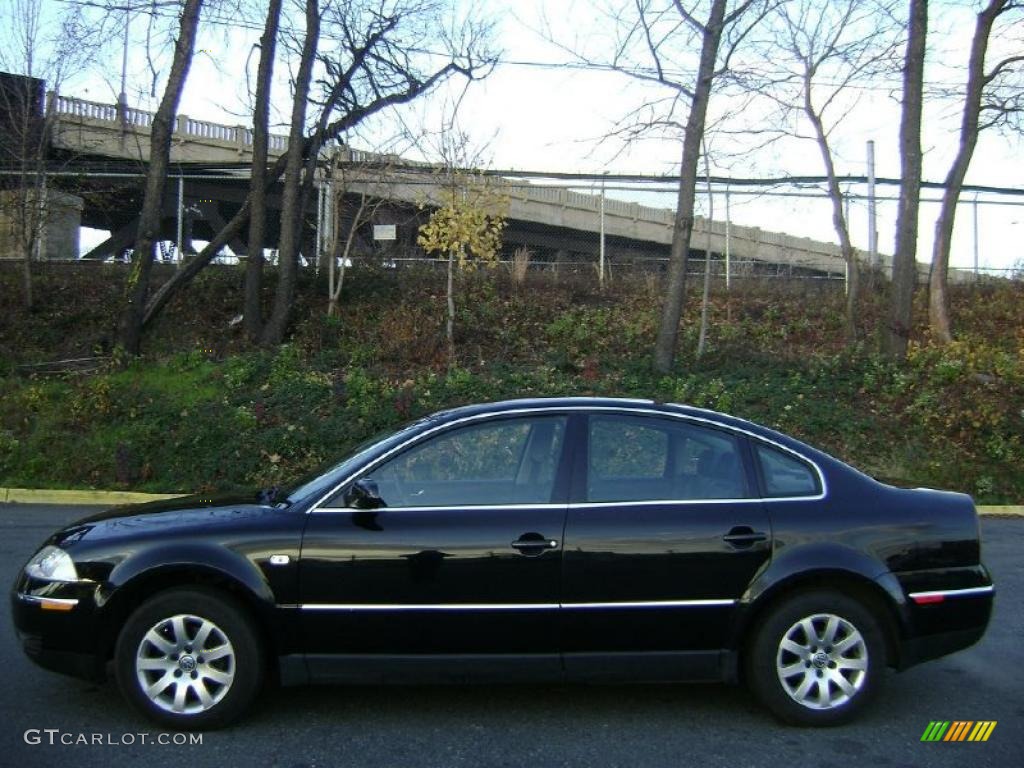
[25,545,79,582]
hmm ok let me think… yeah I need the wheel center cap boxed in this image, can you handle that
[178,654,197,672]
[812,651,829,669]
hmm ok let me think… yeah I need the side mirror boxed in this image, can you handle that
[345,478,384,509]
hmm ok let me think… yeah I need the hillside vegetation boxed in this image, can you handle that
[1,263,1022,503]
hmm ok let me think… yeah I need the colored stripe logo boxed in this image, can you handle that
[921,721,996,742]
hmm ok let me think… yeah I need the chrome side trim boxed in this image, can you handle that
[297,599,737,611]
[307,405,828,513]
[315,503,567,514]
[301,603,558,611]
[18,594,79,608]
[562,599,736,609]
[908,586,995,600]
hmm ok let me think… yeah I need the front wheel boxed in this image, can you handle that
[746,590,886,726]
[115,587,264,729]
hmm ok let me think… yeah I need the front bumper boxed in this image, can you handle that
[11,581,108,683]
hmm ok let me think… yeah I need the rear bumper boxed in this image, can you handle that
[894,581,994,670]
[898,625,988,670]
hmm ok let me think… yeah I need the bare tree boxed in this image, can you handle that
[242,0,283,343]
[929,0,1023,343]
[885,0,926,359]
[139,0,496,346]
[0,0,105,309]
[753,0,901,344]
[546,1,771,373]
[117,0,203,355]
[259,0,320,347]
[324,156,397,317]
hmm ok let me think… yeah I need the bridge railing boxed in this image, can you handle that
[50,93,289,153]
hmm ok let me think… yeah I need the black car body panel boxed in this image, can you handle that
[12,397,994,697]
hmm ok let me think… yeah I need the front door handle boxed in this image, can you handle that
[722,526,768,548]
[511,532,559,556]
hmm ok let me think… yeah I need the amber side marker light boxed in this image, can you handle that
[38,601,75,612]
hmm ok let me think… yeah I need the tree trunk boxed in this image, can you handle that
[653,0,728,374]
[805,81,859,343]
[21,240,33,310]
[117,0,203,355]
[886,0,927,359]
[929,0,1001,344]
[260,0,320,348]
[327,193,366,316]
[243,0,282,343]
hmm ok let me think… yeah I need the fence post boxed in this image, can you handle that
[176,175,184,262]
[972,193,980,282]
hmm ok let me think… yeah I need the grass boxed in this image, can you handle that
[0,262,1021,502]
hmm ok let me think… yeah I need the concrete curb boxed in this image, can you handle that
[1,488,185,505]
[0,487,1022,514]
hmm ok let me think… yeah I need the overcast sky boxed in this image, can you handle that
[26,0,1024,271]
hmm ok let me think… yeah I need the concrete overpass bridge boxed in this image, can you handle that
[40,92,869,277]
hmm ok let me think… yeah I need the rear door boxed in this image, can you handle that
[561,411,771,680]
[299,413,571,680]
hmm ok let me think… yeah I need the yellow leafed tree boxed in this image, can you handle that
[417,173,507,366]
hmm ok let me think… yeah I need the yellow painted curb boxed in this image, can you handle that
[977,505,1024,516]
[1,487,185,505]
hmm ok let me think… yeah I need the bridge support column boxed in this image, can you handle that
[0,189,82,260]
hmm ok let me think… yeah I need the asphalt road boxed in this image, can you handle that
[2,504,1021,768]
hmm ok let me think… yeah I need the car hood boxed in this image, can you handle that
[50,492,282,548]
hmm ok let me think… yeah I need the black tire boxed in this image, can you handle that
[115,587,264,730]
[746,590,886,726]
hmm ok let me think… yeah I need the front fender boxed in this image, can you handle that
[90,542,279,646]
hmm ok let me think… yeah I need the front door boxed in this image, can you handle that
[561,412,772,680]
[299,413,571,681]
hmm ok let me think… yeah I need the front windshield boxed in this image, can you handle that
[282,417,430,504]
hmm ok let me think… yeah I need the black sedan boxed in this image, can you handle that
[12,397,994,729]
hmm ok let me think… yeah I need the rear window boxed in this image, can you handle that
[754,443,820,497]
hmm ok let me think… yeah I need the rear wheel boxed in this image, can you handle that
[746,590,885,726]
[115,587,263,729]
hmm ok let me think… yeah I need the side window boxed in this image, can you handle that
[587,415,748,502]
[354,416,566,507]
[754,443,820,497]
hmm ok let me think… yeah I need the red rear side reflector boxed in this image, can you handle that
[911,594,945,605]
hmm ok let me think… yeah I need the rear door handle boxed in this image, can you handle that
[722,526,768,548]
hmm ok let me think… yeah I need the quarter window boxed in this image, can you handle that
[587,415,748,502]
[353,416,567,508]
[754,443,820,497]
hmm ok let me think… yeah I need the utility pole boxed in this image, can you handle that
[118,3,131,136]
[598,174,606,290]
[724,183,731,290]
[867,140,878,272]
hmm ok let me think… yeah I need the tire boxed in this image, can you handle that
[746,590,886,726]
[115,587,264,730]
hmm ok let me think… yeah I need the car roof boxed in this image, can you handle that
[429,397,741,428]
